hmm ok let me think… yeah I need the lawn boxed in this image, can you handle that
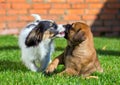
[0,35,120,85]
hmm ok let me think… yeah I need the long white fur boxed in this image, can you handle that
[19,14,55,72]
[31,14,41,21]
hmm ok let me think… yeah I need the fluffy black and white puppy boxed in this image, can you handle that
[19,14,65,72]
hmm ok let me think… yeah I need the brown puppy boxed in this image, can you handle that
[46,22,103,77]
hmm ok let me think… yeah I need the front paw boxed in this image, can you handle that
[45,64,56,74]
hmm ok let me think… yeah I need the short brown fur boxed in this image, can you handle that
[46,22,103,77]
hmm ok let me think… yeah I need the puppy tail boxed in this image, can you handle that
[31,14,41,21]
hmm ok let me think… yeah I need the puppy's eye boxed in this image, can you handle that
[49,22,57,29]
[50,23,53,27]
[51,25,57,29]
[53,25,57,29]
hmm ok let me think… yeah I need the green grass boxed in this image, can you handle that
[0,35,120,85]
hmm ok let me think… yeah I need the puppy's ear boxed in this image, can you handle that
[25,24,44,47]
[73,29,86,43]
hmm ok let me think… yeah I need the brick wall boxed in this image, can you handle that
[0,0,120,36]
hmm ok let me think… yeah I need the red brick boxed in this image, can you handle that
[87,20,103,26]
[64,15,81,20]
[86,20,94,26]
[0,9,6,15]
[0,3,11,9]
[67,0,84,3]
[89,3,103,8]
[11,3,31,9]
[85,9,100,14]
[72,4,87,8]
[92,32,101,36]
[30,9,47,14]
[112,27,120,31]
[0,29,19,35]
[8,22,27,29]
[107,3,120,8]
[32,0,42,2]
[52,4,70,9]
[97,27,112,32]
[0,0,119,35]
[100,15,115,20]
[82,15,97,20]
[7,0,26,2]
[6,0,26,3]
[57,21,68,24]
[49,9,65,15]
[0,16,6,22]
[67,9,84,15]
[86,0,101,3]
[6,16,18,22]
[103,0,119,3]
[0,16,18,22]
[102,9,118,14]
[92,27,111,32]
[0,22,6,29]
[117,15,120,19]
[47,0,66,3]
[41,15,58,20]
[33,4,51,9]
[7,9,27,15]
[19,15,34,21]
[104,20,120,26]
[0,0,5,2]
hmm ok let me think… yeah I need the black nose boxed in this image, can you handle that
[63,25,66,28]
[63,24,72,33]
[63,24,72,29]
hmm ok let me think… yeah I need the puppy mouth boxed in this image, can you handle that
[59,31,65,35]
[52,24,66,37]
[52,31,65,38]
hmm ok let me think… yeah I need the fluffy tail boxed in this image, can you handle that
[31,14,41,21]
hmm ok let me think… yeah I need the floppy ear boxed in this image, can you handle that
[25,24,44,47]
[73,29,86,43]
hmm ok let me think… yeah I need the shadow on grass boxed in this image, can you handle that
[55,47,64,51]
[0,46,19,51]
[0,60,28,72]
[97,49,120,56]
[56,47,120,56]
[44,65,65,77]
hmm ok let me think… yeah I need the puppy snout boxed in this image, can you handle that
[63,24,72,29]
[63,24,72,33]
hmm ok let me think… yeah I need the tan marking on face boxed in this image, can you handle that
[42,30,54,40]
[50,22,53,27]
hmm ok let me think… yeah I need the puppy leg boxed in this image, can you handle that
[45,53,64,74]
[28,61,39,72]
[21,52,39,72]
[81,65,99,79]
[81,69,96,77]
[94,58,103,73]
[58,68,79,76]
[39,56,51,72]
[22,59,39,72]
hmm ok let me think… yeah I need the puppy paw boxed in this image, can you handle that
[45,64,56,74]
